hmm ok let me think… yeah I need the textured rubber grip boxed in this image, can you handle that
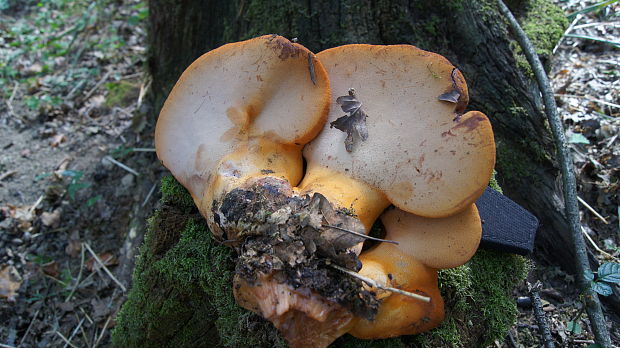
[476,187,539,255]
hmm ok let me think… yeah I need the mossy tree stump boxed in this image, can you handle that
[113,176,528,347]
[113,0,569,346]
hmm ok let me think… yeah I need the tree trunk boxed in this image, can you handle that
[113,0,569,346]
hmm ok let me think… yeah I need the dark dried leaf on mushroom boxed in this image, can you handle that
[331,91,369,152]
[438,69,463,104]
[315,194,365,251]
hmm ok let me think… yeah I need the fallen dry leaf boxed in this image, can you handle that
[41,260,59,277]
[85,252,118,272]
[0,265,23,301]
[50,134,67,147]
[65,230,81,258]
[41,208,62,228]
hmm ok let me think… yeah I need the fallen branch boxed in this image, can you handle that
[529,282,555,348]
[497,1,611,346]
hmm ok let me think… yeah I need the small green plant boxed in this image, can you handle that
[567,0,619,20]
[60,169,91,200]
[584,262,620,296]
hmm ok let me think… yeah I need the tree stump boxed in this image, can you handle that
[113,0,568,346]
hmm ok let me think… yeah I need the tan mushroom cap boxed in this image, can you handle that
[155,35,330,201]
[381,204,482,269]
[305,44,495,218]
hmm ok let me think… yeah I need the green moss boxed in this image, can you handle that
[512,0,568,76]
[104,81,139,108]
[410,251,529,347]
[489,170,503,194]
[113,179,286,347]
[520,0,567,56]
[115,177,528,347]
[160,175,196,208]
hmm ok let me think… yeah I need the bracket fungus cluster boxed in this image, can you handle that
[155,35,495,348]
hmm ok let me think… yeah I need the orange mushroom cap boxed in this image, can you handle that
[155,35,330,234]
[380,204,482,269]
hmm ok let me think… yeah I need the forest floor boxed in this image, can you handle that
[0,0,618,347]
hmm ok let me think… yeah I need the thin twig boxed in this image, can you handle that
[66,80,86,100]
[83,243,127,292]
[79,307,94,325]
[55,332,78,348]
[581,226,619,261]
[102,155,140,176]
[141,182,157,207]
[605,133,618,148]
[80,325,92,348]
[322,224,399,244]
[572,339,595,344]
[131,148,155,152]
[65,245,86,302]
[93,316,112,348]
[19,308,40,346]
[28,195,44,214]
[5,82,18,119]
[82,71,112,101]
[497,1,611,346]
[137,78,151,107]
[577,196,609,224]
[0,170,17,181]
[564,34,620,49]
[553,13,583,55]
[0,344,16,348]
[555,93,620,109]
[330,264,430,302]
[62,318,85,348]
[573,22,620,30]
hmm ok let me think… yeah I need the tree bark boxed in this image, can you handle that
[148,0,572,271]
